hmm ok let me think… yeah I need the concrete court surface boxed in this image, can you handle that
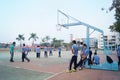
[0,50,120,80]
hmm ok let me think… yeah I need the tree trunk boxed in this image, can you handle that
[20,40,22,47]
[32,40,34,46]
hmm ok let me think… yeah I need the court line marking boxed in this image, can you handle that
[45,70,65,80]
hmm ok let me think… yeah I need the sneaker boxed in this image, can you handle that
[10,60,14,62]
[28,60,30,62]
[79,67,82,70]
[72,69,76,72]
[66,70,72,73]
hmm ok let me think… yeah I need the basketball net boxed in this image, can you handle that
[56,24,62,31]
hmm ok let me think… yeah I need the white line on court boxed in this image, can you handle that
[44,70,65,80]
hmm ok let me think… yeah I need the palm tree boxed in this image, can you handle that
[28,33,39,46]
[16,34,25,47]
[52,38,57,48]
[44,36,50,42]
[51,38,64,48]
[42,38,45,43]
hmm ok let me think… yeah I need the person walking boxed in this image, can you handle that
[22,43,30,62]
[9,42,16,62]
[58,46,62,57]
[36,45,41,58]
[44,46,48,57]
[49,46,53,56]
[66,40,78,73]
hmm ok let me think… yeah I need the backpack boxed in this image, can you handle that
[106,55,113,64]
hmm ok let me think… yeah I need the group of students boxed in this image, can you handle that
[9,41,120,71]
[9,42,62,62]
[10,42,30,62]
[89,47,100,65]
[67,40,100,73]
[36,46,62,58]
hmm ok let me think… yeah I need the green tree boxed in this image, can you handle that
[109,0,120,33]
[16,34,25,47]
[51,38,57,47]
[51,38,64,48]
[41,38,45,43]
[41,36,51,46]
[28,33,39,46]
[41,37,50,46]
[45,36,50,43]
[55,39,64,48]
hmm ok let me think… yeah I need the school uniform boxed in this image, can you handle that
[44,47,48,57]
[49,48,53,56]
[9,44,15,62]
[93,55,100,65]
[58,47,62,57]
[76,48,89,68]
[117,46,120,65]
[69,44,78,70]
[36,47,40,58]
[22,47,30,62]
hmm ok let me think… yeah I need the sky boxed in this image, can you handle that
[0,0,115,45]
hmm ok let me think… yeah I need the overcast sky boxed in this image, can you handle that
[0,0,115,45]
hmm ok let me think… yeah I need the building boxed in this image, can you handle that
[0,43,9,48]
[70,34,73,42]
[98,32,120,50]
[75,38,98,48]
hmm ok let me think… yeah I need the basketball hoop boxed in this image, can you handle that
[56,24,62,31]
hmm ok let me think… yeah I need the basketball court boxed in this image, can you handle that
[0,50,120,80]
